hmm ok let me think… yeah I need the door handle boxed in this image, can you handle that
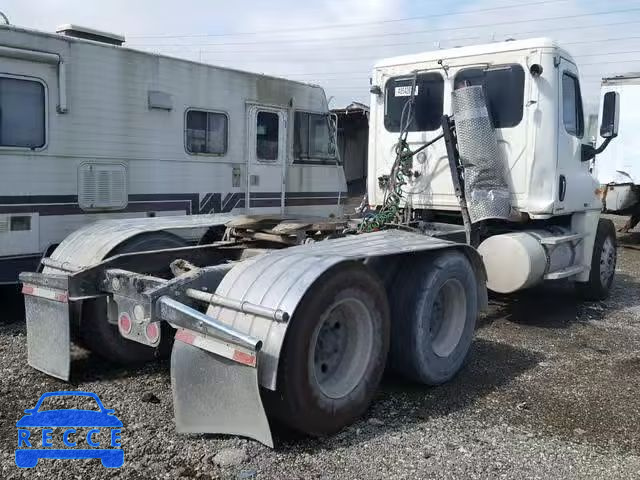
[559,175,567,202]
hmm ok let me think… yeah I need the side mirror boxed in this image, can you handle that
[582,92,620,161]
[600,91,620,139]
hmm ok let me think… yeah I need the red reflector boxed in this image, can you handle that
[22,285,34,295]
[118,313,132,335]
[146,322,160,342]
[175,329,196,345]
[233,350,256,367]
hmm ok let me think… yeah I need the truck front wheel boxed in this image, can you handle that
[576,219,617,301]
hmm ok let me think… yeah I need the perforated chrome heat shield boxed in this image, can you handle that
[452,85,512,223]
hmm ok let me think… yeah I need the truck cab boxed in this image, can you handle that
[367,38,619,296]
[368,38,598,218]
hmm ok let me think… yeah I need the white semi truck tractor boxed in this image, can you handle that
[21,38,619,447]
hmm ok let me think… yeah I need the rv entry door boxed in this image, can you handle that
[246,105,287,214]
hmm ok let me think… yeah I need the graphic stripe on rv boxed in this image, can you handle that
[0,192,346,215]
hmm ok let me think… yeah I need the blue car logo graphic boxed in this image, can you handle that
[15,391,123,468]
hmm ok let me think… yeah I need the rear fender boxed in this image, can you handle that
[204,230,486,391]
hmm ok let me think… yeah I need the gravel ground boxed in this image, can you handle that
[1,218,640,479]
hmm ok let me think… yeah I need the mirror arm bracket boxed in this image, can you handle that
[581,137,613,162]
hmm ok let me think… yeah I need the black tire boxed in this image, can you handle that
[266,261,390,436]
[575,219,617,301]
[80,232,187,364]
[389,250,478,385]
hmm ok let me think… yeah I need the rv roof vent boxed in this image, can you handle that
[56,24,125,46]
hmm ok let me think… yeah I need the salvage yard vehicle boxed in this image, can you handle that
[0,22,345,284]
[21,38,619,447]
[593,73,639,233]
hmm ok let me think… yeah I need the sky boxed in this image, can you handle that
[3,0,640,113]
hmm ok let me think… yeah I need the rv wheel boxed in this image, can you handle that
[576,219,617,301]
[80,232,188,364]
[266,262,390,436]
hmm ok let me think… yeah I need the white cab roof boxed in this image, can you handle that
[602,73,640,85]
[375,37,570,68]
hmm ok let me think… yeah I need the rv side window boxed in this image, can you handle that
[185,110,228,155]
[294,111,336,164]
[454,65,525,128]
[384,73,444,132]
[0,77,45,148]
[562,73,584,138]
[256,111,279,161]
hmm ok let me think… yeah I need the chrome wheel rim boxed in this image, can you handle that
[600,235,616,287]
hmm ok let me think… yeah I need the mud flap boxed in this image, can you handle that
[170,330,274,447]
[22,282,71,381]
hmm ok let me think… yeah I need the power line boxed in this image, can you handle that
[128,0,572,39]
[133,19,640,55]
[193,37,640,64]
[165,34,640,62]
[129,7,640,48]
[580,58,640,66]
[278,70,369,77]
[576,49,640,58]
[204,21,640,79]
[139,34,481,53]
[566,35,640,47]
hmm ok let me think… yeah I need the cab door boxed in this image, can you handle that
[246,105,287,214]
[555,59,596,213]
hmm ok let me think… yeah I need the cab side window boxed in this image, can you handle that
[384,73,444,132]
[562,73,584,138]
[454,65,525,128]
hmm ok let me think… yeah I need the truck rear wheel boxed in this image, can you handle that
[576,218,617,301]
[389,250,478,385]
[80,232,188,364]
[267,261,390,436]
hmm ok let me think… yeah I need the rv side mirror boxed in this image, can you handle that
[600,91,620,139]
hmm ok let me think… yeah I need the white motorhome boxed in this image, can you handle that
[593,73,640,232]
[0,23,346,283]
